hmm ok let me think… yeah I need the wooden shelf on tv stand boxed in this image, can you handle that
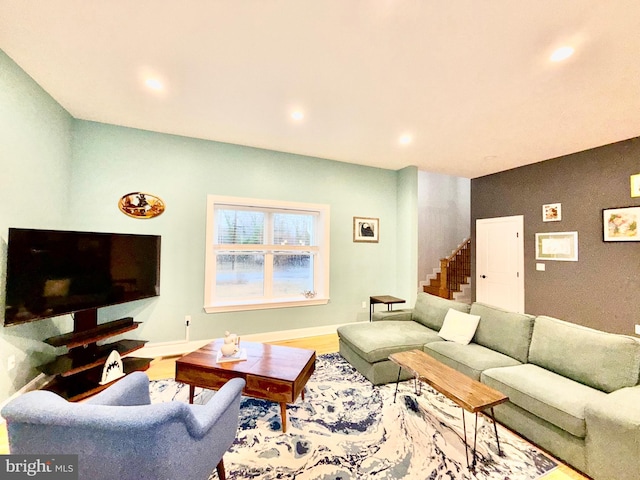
[44,317,142,349]
[39,339,148,377]
[40,312,150,401]
[43,357,152,402]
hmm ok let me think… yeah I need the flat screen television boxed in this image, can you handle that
[3,228,161,326]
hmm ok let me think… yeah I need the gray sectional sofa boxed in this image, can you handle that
[337,292,640,480]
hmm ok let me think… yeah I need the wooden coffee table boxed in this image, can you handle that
[175,340,316,432]
[388,349,508,469]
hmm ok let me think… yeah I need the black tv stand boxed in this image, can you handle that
[40,309,151,401]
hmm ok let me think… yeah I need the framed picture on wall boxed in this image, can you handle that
[353,217,379,243]
[118,192,165,219]
[542,203,561,222]
[603,206,640,242]
[535,232,578,261]
[631,174,640,198]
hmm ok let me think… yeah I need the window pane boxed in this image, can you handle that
[216,209,264,244]
[273,254,313,297]
[205,195,329,312]
[215,253,264,299]
[273,213,313,246]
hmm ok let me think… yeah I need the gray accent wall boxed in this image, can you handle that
[471,137,640,335]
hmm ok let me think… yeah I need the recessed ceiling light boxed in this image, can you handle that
[145,78,164,91]
[399,134,413,146]
[550,46,574,62]
[291,111,304,121]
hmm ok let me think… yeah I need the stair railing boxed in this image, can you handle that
[439,238,471,300]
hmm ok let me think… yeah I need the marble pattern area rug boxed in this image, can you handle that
[149,352,557,480]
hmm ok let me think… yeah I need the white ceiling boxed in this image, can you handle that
[2,1,640,178]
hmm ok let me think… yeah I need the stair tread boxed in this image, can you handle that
[424,238,471,301]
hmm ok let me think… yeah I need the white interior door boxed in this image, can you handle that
[476,215,524,313]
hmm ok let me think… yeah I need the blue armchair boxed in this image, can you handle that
[1,372,245,480]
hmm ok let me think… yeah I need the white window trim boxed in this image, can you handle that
[204,195,330,313]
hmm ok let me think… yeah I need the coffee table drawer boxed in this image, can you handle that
[245,376,293,403]
[175,366,238,390]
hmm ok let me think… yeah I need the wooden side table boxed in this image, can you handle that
[369,295,405,321]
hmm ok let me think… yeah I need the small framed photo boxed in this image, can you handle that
[603,206,640,242]
[535,232,578,261]
[542,203,561,222]
[353,217,379,243]
[631,174,640,198]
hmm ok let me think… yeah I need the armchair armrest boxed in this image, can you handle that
[181,377,245,439]
[372,309,412,322]
[585,385,640,480]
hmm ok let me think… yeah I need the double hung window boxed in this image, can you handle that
[204,195,330,312]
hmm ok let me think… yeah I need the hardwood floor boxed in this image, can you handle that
[0,333,588,479]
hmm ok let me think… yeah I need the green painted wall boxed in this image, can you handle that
[68,121,406,344]
[0,47,428,405]
[397,166,419,307]
[0,50,74,403]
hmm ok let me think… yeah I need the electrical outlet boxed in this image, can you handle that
[635,324,640,335]
[361,301,366,309]
[7,355,16,371]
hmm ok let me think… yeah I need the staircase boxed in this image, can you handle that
[423,238,471,302]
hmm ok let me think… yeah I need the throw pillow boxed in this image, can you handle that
[438,308,481,345]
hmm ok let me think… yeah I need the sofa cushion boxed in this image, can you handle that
[529,315,640,393]
[470,303,535,363]
[438,309,481,345]
[339,341,415,385]
[411,292,471,331]
[337,321,441,364]
[371,309,412,322]
[482,364,606,438]
[424,341,521,381]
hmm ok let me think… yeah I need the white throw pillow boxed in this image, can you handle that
[438,309,481,345]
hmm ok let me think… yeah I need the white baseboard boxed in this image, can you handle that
[134,339,210,359]
[424,267,440,282]
[419,267,440,292]
[136,323,346,359]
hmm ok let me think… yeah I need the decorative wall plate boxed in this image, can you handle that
[118,192,165,219]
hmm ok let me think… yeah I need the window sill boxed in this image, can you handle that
[204,297,329,313]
